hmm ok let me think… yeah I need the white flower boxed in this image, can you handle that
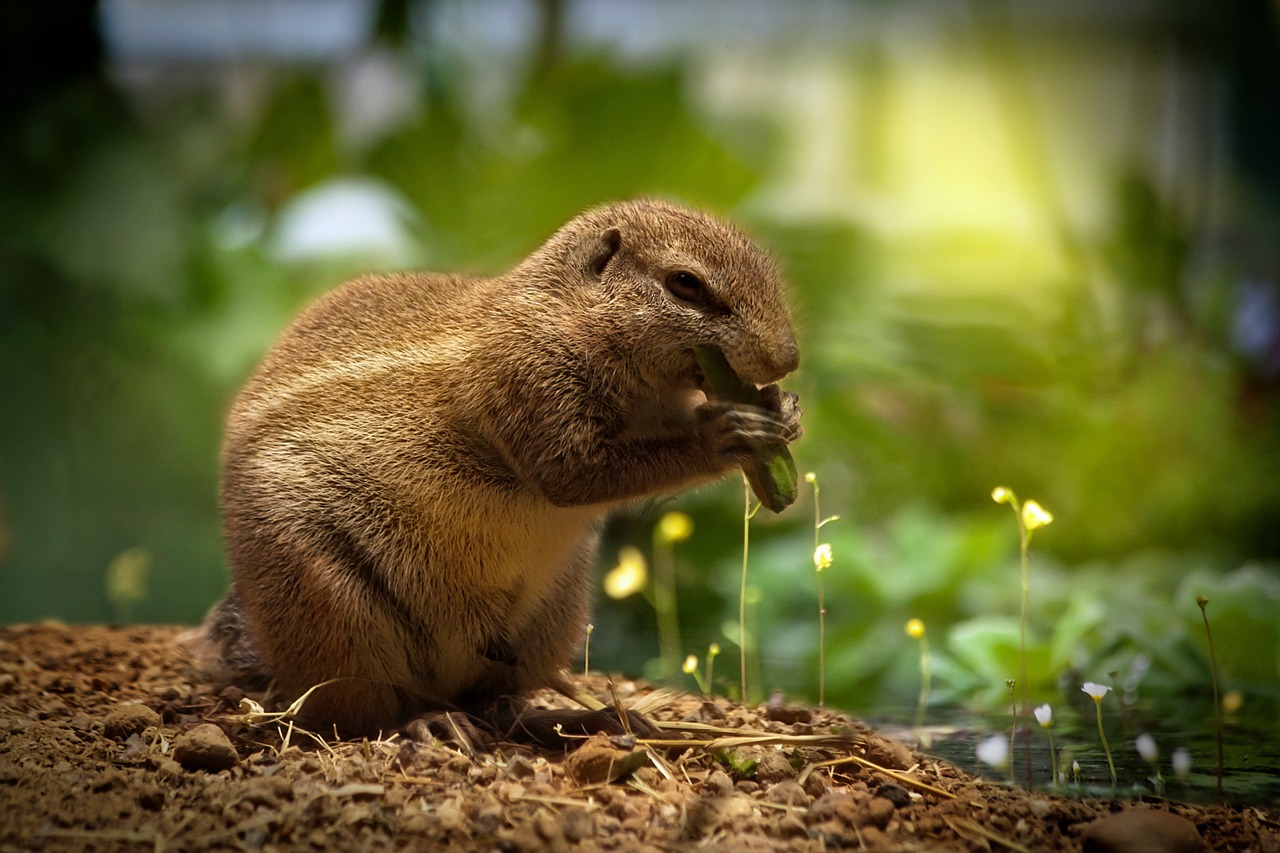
[813,543,833,571]
[976,734,1010,769]
[1172,747,1192,780]
[1021,500,1054,531]
[1135,733,1159,764]
[1082,682,1110,701]
[1033,704,1053,728]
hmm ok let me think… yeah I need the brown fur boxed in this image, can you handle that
[188,199,801,736]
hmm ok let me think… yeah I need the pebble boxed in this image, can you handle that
[103,704,161,741]
[753,748,795,784]
[171,723,239,772]
[705,770,735,797]
[862,735,914,771]
[874,781,911,809]
[766,780,808,807]
[858,796,896,830]
[560,807,595,842]
[1081,809,1204,853]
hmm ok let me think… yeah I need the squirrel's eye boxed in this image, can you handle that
[664,270,706,303]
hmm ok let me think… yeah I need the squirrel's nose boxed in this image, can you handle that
[751,337,799,385]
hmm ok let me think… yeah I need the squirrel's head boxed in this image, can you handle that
[520,198,799,391]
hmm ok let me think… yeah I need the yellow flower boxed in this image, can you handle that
[1021,500,1054,531]
[991,486,1014,505]
[804,471,818,484]
[905,618,925,639]
[105,547,150,607]
[707,643,721,658]
[656,511,694,544]
[682,655,698,674]
[813,543,833,571]
[603,546,648,599]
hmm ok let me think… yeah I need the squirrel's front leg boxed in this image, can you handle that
[525,391,801,507]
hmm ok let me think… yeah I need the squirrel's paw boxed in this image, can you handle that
[759,384,803,442]
[697,400,800,461]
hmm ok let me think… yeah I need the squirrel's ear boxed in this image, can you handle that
[587,228,622,279]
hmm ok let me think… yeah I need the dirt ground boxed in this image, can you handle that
[0,623,1276,852]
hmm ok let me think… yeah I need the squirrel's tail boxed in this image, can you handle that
[177,587,272,690]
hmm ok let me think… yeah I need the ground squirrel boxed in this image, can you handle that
[189,198,802,739]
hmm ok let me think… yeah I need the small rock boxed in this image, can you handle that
[770,779,810,807]
[239,775,293,807]
[1082,809,1204,853]
[705,770,735,797]
[473,805,503,835]
[560,807,595,843]
[754,748,795,784]
[764,701,813,725]
[171,723,238,772]
[504,753,538,780]
[778,813,809,838]
[807,792,859,826]
[801,769,830,798]
[533,811,565,846]
[565,738,647,786]
[861,734,914,770]
[857,825,888,848]
[103,704,161,741]
[1028,798,1053,818]
[857,796,896,830]
[136,785,166,811]
[874,781,911,809]
[218,685,245,709]
[91,768,126,792]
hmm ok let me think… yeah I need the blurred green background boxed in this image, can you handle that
[2,0,1279,717]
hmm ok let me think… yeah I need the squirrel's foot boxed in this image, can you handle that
[403,702,663,752]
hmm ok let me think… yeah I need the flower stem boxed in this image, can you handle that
[1007,679,1018,785]
[653,535,681,681]
[740,474,752,703]
[1045,726,1057,788]
[1198,596,1225,796]
[812,476,825,709]
[1095,699,1117,787]
[914,632,930,732]
[1017,513,1032,788]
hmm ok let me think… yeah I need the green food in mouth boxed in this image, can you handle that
[693,345,798,513]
